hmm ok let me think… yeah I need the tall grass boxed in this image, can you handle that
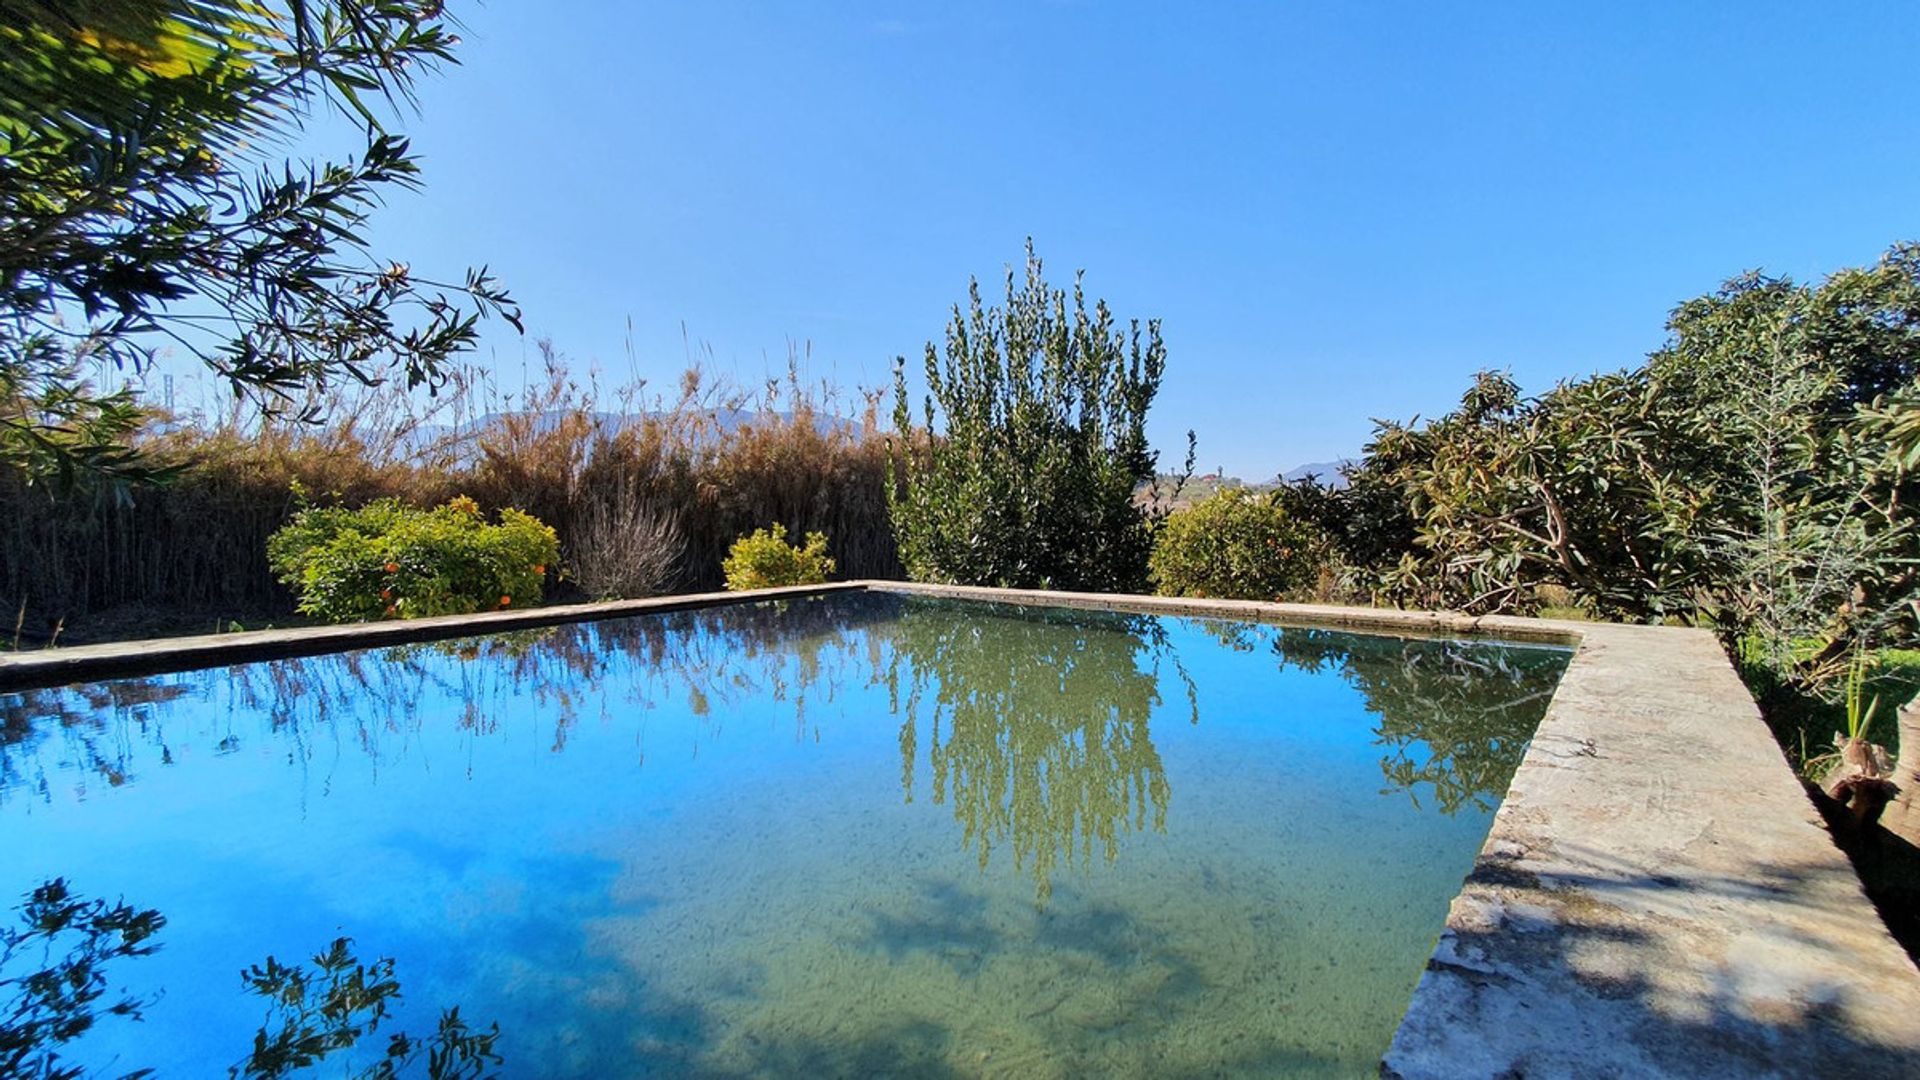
[1,344,897,636]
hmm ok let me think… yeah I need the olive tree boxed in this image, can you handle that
[0,0,517,490]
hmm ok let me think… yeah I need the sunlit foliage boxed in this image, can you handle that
[1,0,516,490]
[1287,242,1920,693]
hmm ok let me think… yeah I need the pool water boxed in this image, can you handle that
[0,592,1569,1078]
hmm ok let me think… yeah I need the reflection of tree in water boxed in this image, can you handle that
[1200,620,1569,814]
[1,679,193,803]
[0,595,902,807]
[573,596,898,752]
[0,878,500,1078]
[4,599,1563,843]
[885,600,1195,901]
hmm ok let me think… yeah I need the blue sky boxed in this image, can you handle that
[242,2,1920,478]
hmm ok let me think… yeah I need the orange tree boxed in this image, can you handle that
[267,494,557,621]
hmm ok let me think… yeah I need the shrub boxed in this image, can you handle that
[722,524,835,591]
[267,494,558,622]
[569,485,682,600]
[1149,488,1327,601]
[889,241,1178,592]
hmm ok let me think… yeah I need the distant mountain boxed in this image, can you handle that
[399,408,857,456]
[1278,459,1356,488]
[1137,457,1357,510]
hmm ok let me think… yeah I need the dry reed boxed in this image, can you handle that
[1,343,898,637]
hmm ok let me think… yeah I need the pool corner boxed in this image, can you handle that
[1381,620,1920,1078]
[855,584,1920,1076]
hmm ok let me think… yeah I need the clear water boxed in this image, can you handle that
[0,592,1569,1078]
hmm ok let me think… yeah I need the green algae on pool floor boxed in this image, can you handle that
[0,592,1569,1077]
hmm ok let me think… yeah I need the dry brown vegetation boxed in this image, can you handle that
[2,344,896,641]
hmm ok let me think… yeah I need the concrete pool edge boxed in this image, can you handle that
[0,582,865,691]
[1374,619,1920,1078]
[4,580,1917,1075]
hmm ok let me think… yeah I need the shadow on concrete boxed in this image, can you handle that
[1812,788,1920,964]
[1386,838,1920,1077]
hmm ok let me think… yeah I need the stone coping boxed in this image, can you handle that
[3,580,1916,1075]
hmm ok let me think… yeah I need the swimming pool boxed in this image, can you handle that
[0,591,1569,1077]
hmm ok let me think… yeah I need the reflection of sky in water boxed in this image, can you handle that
[0,593,1569,1078]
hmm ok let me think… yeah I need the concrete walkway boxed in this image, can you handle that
[1380,621,1920,1079]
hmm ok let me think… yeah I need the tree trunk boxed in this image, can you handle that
[1882,697,1920,848]
[1842,697,1920,960]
